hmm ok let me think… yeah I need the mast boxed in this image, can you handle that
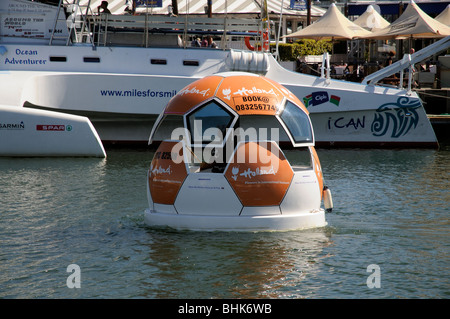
[172,0,178,15]
[261,0,269,51]
[207,0,212,18]
[307,0,311,26]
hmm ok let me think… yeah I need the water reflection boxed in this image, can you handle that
[141,228,332,299]
[1,147,448,298]
[0,157,107,212]
[312,147,450,298]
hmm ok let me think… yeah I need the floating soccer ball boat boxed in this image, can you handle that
[145,72,332,231]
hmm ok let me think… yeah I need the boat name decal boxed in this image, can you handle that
[233,87,277,97]
[230,166,277,181]
[151,150,183,175]
[99,89,177,98]
[36,124,72,131]
[0,121,25,130]
[4,57,47,65]
[303,91,341,107]
[328,116,366,130]
[150,164,172,175]
[154,150,181,162]
[178,86,210,97]
[371,97,421,138]
[15,49,38,56]
[3,48,47,65]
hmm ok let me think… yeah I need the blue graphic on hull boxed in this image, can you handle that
[371,97,421,138]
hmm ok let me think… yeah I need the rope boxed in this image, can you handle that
[299,63,323,75]
[415,90,450,100]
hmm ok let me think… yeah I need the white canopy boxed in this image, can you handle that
[282,3,372,40]
[363,1,450,39]
[353,5,390,31]
[80,0,326,17]
[436,4,450,26]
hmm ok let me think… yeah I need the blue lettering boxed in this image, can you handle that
[15,49,38,55]
[99,89,177,98]
[356,117,365,129]
[4,57,46,65]
[329,116,366,130]
[334,117,345,128]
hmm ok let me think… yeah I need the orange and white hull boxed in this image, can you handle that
[145,141,328,232]
[145,73,333,231]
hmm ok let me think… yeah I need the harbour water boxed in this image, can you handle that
[0,146,448,299]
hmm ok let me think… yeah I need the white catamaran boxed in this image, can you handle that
[0,0,440,148]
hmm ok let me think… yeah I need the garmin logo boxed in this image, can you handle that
[0,121,25,130]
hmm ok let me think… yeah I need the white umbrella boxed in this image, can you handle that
[436,4,450,26]
[363,1,450,39]
[354,5,390,31]
[282,3,372,40]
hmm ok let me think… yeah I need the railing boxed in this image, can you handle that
[0,0,263,49]
[81,13,264,49]
[362,36,450,92]
[45,1,269,50]
[49,0,96,46]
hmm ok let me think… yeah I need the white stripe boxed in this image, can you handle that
[77,0,325,16]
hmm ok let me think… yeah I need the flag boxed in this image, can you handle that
[330,95,341,106]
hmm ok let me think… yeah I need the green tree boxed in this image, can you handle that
[274,39,332,61]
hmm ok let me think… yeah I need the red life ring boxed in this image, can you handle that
[244,31,269,51]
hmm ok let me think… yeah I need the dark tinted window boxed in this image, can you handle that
[280,100,313,144]
[187,101,234,145]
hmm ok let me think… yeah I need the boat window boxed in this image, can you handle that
[151,115,185,143]
[283,147,312,170]
[279,100,313,144]
[84,57,100,63]
[238,115,290,143]
[151,59,167,65]
[186,100,234,145]
[49,56,67,62]
[183,60,199,66]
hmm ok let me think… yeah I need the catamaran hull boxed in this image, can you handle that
[0,45,438,148]
[0,104,105,157]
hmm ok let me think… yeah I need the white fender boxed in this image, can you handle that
[323,186,333,213]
